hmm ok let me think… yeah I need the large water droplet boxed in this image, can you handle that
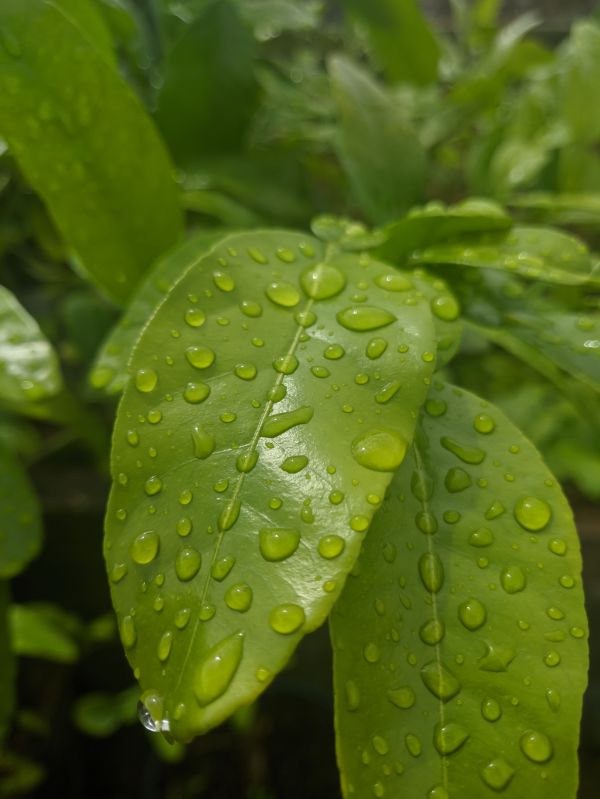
[419,618,445,645]
[514,496,552,531]
[157,630,173,662]
[211,555,235,581]
[366,337,388,359]
[269,603,305,634]
[175,546,202,581]
[474,413,496,434]
[131,531,160,564]
[387,686,415,709]
[236,450,258,473]
[119,615,137,648]
[375,273,412,292]
[420,661,460,701]
[431,295,459,321]
[324,343,345,360]
[218,498,241,531]
[185,345,215,369]
[266,281,301,307]
[469,527,494,547]
[213,271,235,292]
[300,263,346,299]
[418,552,444,593]
[434,722,469,755]
[479,758,515,791]
[478,642,515,672]
[352,429,407,471]
[193,632,244,706]
[444,467,472,493]
[318,535,345,559]
[500,566,526,594]
[459,598,487,630]
[192,425,215,459]
[135,368,158,393]
[184,308,206,327]
[183,382,210,404]
[520,730,553,763]
[481,697,502,721]
[273,354,299,374]
[441,437,486,464]
[337,306,396,332]
[225,583,253,612]
[261,406,314,437]
[405,734,422,757]
[281,455,308,474]
[259,528,300,561]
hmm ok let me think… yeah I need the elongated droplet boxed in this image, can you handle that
[193,632,244,706]
[520,730,553,763]
[261,406,314,438]
[337,306,396,332]
[420,661,460,701]
[175,547,202,581]
[192,425,215,459]
[418,552,444,593]
[218,499,241,531]
[281,455,308,473]
[441,437,485,464]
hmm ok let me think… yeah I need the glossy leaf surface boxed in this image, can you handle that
[332,381,588,799]
[0,448,42,579]
[409,226,600,285]
[377,199,512,264]
[156,0,259,167]
[340,0,440,86]
[329,56,426,224]
[0,285,63,404]
[91,230,225,395]
[0,0,183,304]
[105,230,437,742]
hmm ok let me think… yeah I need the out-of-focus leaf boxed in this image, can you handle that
[0,413,40,460]
[410,226,600,285]
[0,285,63,404]
[54,0,115,63]
[332,381,587,799]
[0,582,15,743]
[0,448,42,579]
[235,0,321,35]
[340,0,440,86]
[90,230,225,395]
[329,56,426,224]
[181,191,263,227]
[0,0,183,304]
[60,290,117,365]
[510,192,600,226]
[73,685,138,737]
[559,21,600,144]
[558,144,600,193]
[156,0,259,167]
[105,230,437,742]
[10,603,80,664]
[377,199,512,264]
[0,752,45,796]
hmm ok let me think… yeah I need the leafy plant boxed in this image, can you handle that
[0,0,597,796]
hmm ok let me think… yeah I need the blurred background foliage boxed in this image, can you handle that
[0,0,599,796]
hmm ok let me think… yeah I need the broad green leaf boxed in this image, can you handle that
[329,56,426,224]
[0,448,42,579]
[73,685,138,737]
[0,285,63,404]
[0,0,183,304]
[90,230,226,395]
[10,603,80,663]
[377,199,512,264]
[340,0,440,86]
[559,21,600,145]
[409,226,600,285]
[332,381,588,799]
[155,0,259,167]
[54,0,116,63]
[105,229,438,742]
[0,581,16,743]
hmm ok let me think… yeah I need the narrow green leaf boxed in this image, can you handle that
[73,685,138,737]
[329,56,427,224]
[377,199,512,265]
[235,0,322,33]
[54,0,116,63]
[0,0,183,304]
[0,581,16,743]
[10,603,80,663]
[0,448,43,579]
[332,381,588,799]
[155,0,259,167]
[409,226,600,285]
[90,230,226,395]
[0,285,63,404]
[340,0,440,86]
[105,230,437,742]
[510,192,600,227]
[559,21,600,145]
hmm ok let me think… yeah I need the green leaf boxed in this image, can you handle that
[54,0,116,63]
[0,0,183,304]
[105,229,437,742]
[340,0,440,86]
[510,192,600,227]
[235,0,321,34]
[10,603,80,663]
[409,226,600,286]
[328,56,427,224]
[0,448,43,579]
[377,199,513,264]
[155,0,259,167]
[331,381,588,799]
[559,21,600,145]
[0,582,16,743]
[0,285,63,404]
[73,685,138,737]
[90,230,226,395]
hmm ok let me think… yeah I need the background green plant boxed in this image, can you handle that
[0,1,598,796]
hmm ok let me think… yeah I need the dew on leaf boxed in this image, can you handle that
[352,429,407,471]
[514,496,552,531]
[225,583,253,612]
[259,528,300,561]
[193,632,244,706]
[269,603,305,634]
[135,368,157,393]
[337,306,396,332]
[175,547,202,581]
[130,530,160,564]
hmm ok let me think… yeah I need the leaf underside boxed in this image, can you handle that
[331,381,588,799]
[104,229,445,742]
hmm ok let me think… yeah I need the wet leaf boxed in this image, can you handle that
[105,229,437,742]
[0,448,43,579]
[0,0,183,304]
[332,381,587,799]
[91,230,225,395]
[0,285,63,404]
